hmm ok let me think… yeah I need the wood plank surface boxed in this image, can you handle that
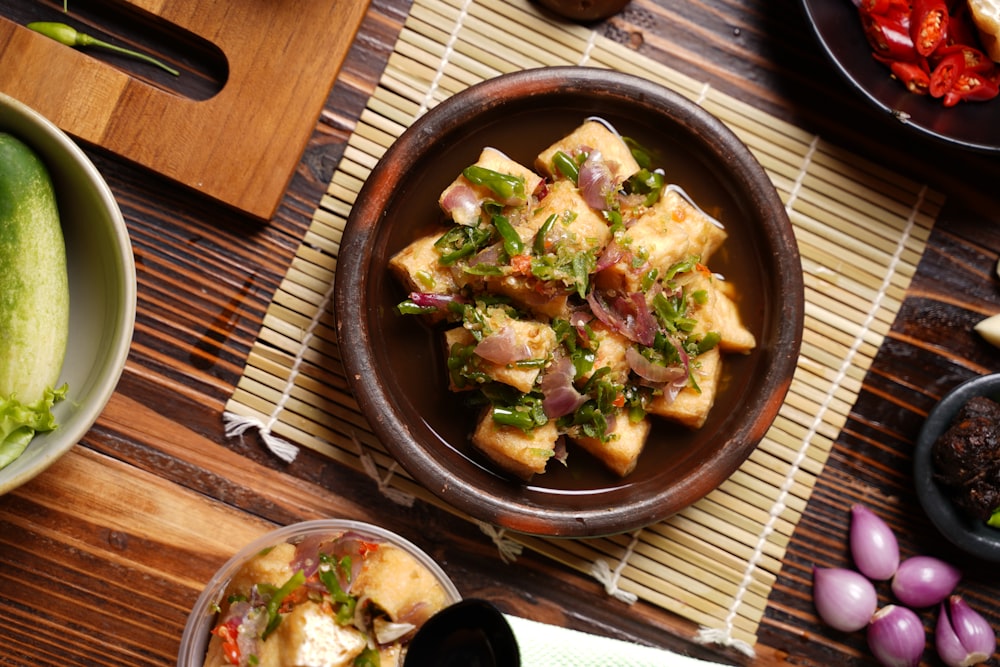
[0,0,998,665]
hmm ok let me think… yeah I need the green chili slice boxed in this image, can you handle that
[463,165,526,202]
[552,151,580,184]
[261,570,305,639]
[533,214,557,255]
[493,214,524,257]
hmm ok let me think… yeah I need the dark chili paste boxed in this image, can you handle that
[931,395,1000,523]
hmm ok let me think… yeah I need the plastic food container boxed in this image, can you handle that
[176,519,462,666]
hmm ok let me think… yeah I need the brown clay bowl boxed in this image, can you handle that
[335,67,804,537]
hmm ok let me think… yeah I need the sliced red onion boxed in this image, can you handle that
[594,240,626,273]
[374,617,417,644]
[891,555,962,608]
[850,504,900,581]
[867,605,926,667]
[812,566,878,632]
[474,326,532,365]
[440,182,482,226]
[541,356,588,418]
[625,346,685,384]
[409,291,462,310]
[578,151,614,210]
[935,595,997,667]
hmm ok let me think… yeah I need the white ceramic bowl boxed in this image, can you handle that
[176,519,463,666]
[0,92,136,494]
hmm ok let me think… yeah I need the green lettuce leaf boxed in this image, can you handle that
[988,507,1000,529]
[0,384,67,470]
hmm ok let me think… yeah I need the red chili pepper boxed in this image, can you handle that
[929,50,965,97]
[859,0,910,15]
[211,618,242,665]
[943,71,1000,105]
[912,0,949,56]
[944,0,981,46]
[934,44,994,73]
[890,60,932,94]
[861,9,920,63]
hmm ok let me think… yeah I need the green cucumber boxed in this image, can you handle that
[0,132,70,469]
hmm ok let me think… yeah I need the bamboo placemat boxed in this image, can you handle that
[222,0,944,653]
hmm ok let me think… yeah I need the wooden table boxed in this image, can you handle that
[2,0,999,665]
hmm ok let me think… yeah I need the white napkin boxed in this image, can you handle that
[504,615,730,666]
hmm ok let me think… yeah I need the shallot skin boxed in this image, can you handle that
[850,503,900,581]
[891,555,962,608]
[935,595,997,667]
[867,605,926,667]
[812,566,879,632]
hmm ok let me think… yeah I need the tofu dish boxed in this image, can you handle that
[390,119,756,480]
[203,531,451,667]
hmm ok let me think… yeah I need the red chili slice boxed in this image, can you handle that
[861,9,919,62]
[935,44,993,73]
[890,60,931,94]
[944,71,1000,106]
[911,0,949,56]
[929,51,966,97]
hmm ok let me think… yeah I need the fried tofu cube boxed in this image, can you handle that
[580,320,631,386]
[483,274,572,321]
[471,408,559,480]
[646,346,723,429]
[535,120,640,183]
[681,270,756,354]
[526,179,612,254]
[388,231,460,311]
[443,317,557,394]
[570,411,652,477]
[350,545,451,626]
[439,147,542,225]
[224,542,297,602]
[601,188,727,293]
[264,601,367,667]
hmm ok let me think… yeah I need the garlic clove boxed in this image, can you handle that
[973,313,1000,349]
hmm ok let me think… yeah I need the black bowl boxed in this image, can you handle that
[913,373,1000,562]
[335,67,804,537]
[801,0,1000,153]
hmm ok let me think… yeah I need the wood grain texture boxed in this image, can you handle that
[0,0,998,665]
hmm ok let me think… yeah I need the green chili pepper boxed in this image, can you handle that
[625,168,665,206]
[261,570,305,640]
[434,224,492,265]
[552,151,580,184]
[695,331,721,355]
[624,136,654,170]
[492,405,536,430]
[533,214,557,255]
[27,22,180,76]
[493,214,524,257]
[462,165,526,203]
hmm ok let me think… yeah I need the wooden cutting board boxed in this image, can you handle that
[0,0,369,220]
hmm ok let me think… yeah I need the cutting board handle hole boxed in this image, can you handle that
[3,0,228,100]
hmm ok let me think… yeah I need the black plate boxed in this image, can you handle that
[801,0,1000,153]
[913,373,1000,563]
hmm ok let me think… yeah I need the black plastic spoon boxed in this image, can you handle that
[403,598,521,667]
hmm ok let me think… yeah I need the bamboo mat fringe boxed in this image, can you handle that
[222,0,944,653]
